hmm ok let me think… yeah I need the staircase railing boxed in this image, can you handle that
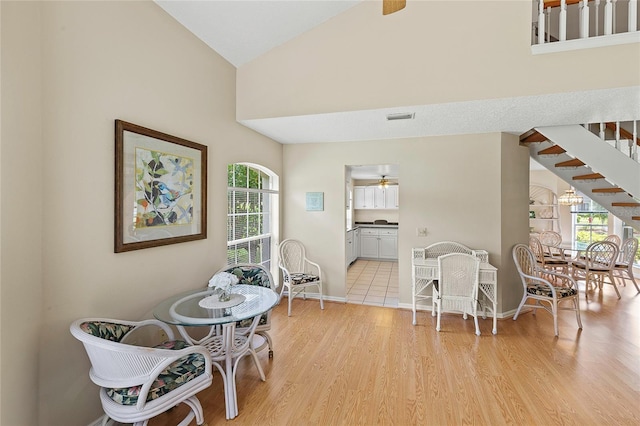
[533,0,639,45]
[584,120,639,162]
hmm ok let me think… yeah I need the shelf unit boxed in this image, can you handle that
[529,184,560,234]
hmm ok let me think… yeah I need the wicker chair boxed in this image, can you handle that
[604,234,622,247]
[529,235,570,275]
[512,244,582,336]
[613,238,639,292]
[214,263,278,358]
[278,239,324,316]
[539,230,565,258]
[571,240,619,299]
[434,253,481,335]
[70,318,213,426]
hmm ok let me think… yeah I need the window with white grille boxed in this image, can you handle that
[227,164,278,269]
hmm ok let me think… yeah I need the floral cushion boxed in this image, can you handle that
[80,321,134,342]
[526,284,578,298]
[224,266,273,328]
[286,273,320,284]
[105,339,207,406]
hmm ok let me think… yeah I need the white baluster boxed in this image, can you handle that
[599,122,605,140]
[612,0,617,33]
[560,0,567,41]
[615,121,620,151]
[605,0,613,35]
[580,0,590,38]
[595,0,601,36]
[633,121,638,162]
[538,0,546,44]
[629,0,638,32]
[547,6,552,42]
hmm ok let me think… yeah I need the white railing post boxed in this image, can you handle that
[560,0,567,40]
[580,0,590,38]
[604,0,613,35]
[612,0,618,33]
[538,0,546,44]
[547,6,552,42]
[595,0,601,36]
[599,122,606,140]
[633,121,638,162]
[615,121,620,151]
[629,0,638,32]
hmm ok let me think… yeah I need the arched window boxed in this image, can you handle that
[227,163,279,270]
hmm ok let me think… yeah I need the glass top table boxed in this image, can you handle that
[154,284,278,326]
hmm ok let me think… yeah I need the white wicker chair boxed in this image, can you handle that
[214,263,278,358]
[412,241,487,325]
[571,240,620,299]
[539,230,565,258]
[613,238,639,292]
[278,239,324,316]
[529,235,570,275]
[604,234,622,247]
[434,253,481,335]
[70,318,213,426]
[512,244,582,336]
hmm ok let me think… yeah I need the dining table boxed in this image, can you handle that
[154,284,278,420]
[412,257,498,334]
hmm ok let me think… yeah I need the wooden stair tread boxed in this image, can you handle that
[573,173,604,180]
[612,202,640,207]
[592,188,626,193]
[555,158,585,168]
[632,216,640,221]
[538,145,566,155]
[520,132,547,144]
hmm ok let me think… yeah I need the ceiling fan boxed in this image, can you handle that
[371,175,399,188]
[383,0,406,15]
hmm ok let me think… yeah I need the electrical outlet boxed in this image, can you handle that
[416,227,428,237]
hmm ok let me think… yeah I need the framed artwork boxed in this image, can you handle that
[115,120,207,252]
[306,192,324,211]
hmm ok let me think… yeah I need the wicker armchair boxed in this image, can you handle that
[213,263,278,358]
[278,239,324,316]
[435,253,481,335]
[70,318,213,426]
[512,244,582,336]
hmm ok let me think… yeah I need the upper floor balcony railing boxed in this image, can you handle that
[585,120,639,163]
[532,0,640,52]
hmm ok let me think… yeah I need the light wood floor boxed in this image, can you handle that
[150,282,640,426]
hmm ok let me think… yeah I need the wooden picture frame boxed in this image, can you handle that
[115,120,207,252]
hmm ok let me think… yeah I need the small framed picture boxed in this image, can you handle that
[306,192,324,211]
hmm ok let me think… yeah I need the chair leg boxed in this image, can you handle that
[627,269,640,292]
[512,295,527,320]
[287,289,293,316]
[552,299,559,337]
[179,397,203,426]
[609,272,621,299]
[573,297,583,330]
[318,284,324,310]
[435,300,441,331]
[248,348,266,381]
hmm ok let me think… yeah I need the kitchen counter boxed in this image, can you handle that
[353,222,398,229]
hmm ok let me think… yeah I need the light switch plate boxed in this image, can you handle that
[416,227,428,237]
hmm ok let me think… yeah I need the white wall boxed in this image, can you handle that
[237,0,639,120]
[282,132,528,313]
[1,1,282,424]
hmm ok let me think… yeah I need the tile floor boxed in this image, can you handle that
[346,259,399,308]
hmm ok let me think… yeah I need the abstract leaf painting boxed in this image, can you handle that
[115,120,207,252]
[134,148,194,228]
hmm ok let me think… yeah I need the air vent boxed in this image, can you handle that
[386,112,415,121]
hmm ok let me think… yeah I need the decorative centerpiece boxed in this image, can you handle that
[208,271,239,302]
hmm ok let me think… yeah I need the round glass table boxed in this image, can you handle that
[154,284,278,420]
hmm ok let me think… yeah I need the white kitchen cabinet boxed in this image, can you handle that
[353,186,399,210]
[353,228,360,261]
[358,227,398,260]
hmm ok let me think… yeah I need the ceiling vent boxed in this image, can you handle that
[386,112,415,121]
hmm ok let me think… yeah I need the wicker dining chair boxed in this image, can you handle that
[571,240,619,299]
[512,244,582,336]
[434,253,481,335]
[613,238,639,292]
